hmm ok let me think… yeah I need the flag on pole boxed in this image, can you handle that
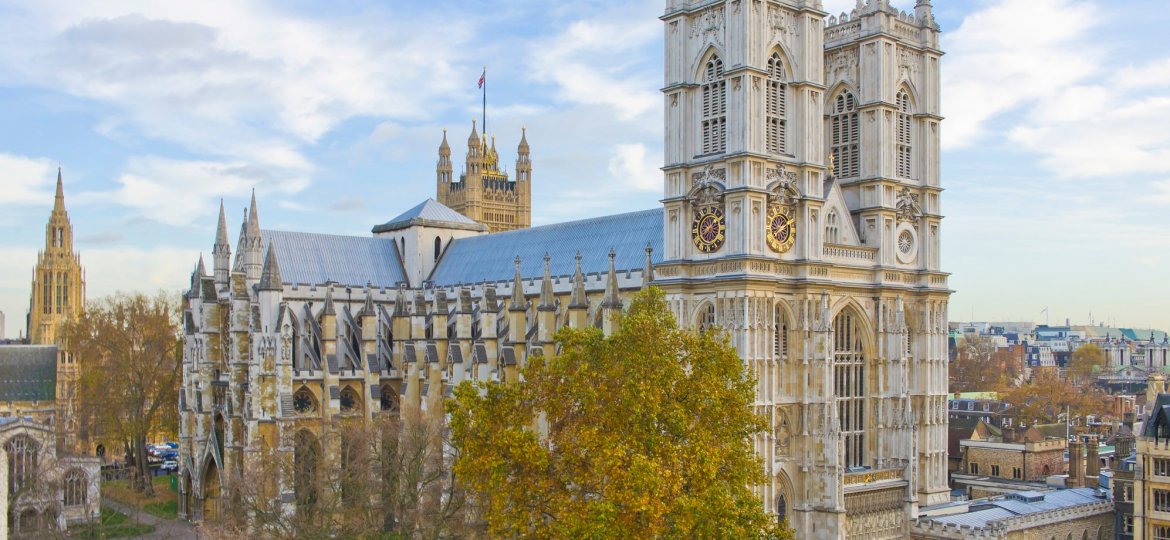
[478,69,486,89]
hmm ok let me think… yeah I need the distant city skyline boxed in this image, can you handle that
[0,0,1168,336]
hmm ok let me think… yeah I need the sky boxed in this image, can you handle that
[0,0,1168,338]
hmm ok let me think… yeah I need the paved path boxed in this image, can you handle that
[101,498,198,540]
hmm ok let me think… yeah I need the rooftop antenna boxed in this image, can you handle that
[1040,307,1049,326]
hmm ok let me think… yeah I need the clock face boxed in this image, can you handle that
[691,206,726,253]
[766,205,796,253]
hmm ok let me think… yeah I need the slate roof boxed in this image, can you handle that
[372,199,485,233]
[1144,393,1170,438]
[429,208,663,286]
[922,488,1104,529]
[262,230,406,288]
[0,346,57,402]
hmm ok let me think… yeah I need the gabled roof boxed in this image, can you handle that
[372,199,486,233]
[1144,393,1170,438]
[429,208,663,286]
[262,230,406,288]
[0,346,57,402]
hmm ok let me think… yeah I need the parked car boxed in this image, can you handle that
[161,451,178,460]
[161,460,178,472]
[165,442,179,449]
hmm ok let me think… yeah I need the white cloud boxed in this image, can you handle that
[0,154,57,205]
[608,143,660,192]
[85,156,310,226]
[941,0,1100,149]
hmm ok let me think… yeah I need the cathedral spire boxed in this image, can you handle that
[53,167,65,213]
[538,253,555,312]
[247,189,261,238]
[642,244,654,290]
[213,200,231,286]
[570,252,587,308]
[602,249,622,309]
[258,244,283,291]
[322,286,336,316]
[196,254,207,278]
[509,256,526,311]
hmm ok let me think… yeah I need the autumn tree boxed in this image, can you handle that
[65,292,181,496]
[949,335,1023,392]
[1068,343,1106,387]
[1000,369,1108,426]
[448,287,792,539]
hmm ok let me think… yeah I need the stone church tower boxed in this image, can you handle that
[29,169,85,346]
[656,0,948,537]
[27,168,87,452]
[435,121,531,233]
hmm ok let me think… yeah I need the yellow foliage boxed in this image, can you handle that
[449,288,793,539]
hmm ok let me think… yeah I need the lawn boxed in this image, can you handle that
[69,507,155,539]
[103,476,179,520]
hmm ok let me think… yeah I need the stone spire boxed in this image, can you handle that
[602,249,622,309]
[360,284,375,318]
[322,286,336,316]
[258,244,283,291]
[247,189,261,238]
[439,129,450,153]
[394,284,409,316]
[570,251,588,308]
[538,253,556,311]
[53,167,65,214]
[518,127,529,153]
[196,254,207,277]
[509,256,527,311]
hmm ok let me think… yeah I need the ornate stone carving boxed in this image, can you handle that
[690,165,726,208]
[766,166,801,208]
[825,47,858,87]
[691,6,726,47]
[896,187,923,224]
[768,5,798,43]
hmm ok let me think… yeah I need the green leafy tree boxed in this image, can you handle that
[448,287,793,539]
[65,292,181,496]
[1068,343,1106,386]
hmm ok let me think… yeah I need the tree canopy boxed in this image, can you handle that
[65,292,181,495]
[448,287,791,539]
[1068,343,1106,385]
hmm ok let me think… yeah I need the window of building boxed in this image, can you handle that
[380,384,399,414]
[951,401,959,410]
[970,462,979,474]
[1124,516,1134,534]
[1154,525,1170,540]
[825,210,840,244]
[1126,485,1134,502]
[1154,458,1170,477]
[434,237,442,262]
[701,56,727,155]
[1154,488,1170,512]
[6,435,38,496]
[698,303,716,333]
[773,306,788,360]
[896,90,912,178]
[991,464,1000,477]
[766,53,787,155]
[834,311,866,468]
[1012,467,1021,479]
[64,469,87,507]
[339,387,360,414]
[829,91,860,178]
[294,387,318,415]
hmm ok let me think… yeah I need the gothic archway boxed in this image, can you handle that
[201,458,221,523]
[833,306,870,469]
[294,430,322,519]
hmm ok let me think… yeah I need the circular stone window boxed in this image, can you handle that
[895,224,918,264]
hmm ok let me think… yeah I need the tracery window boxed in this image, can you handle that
[896,90,912,178]
[698,303,717,333]
[340,386,360,414]
[825,210,840,244]
[830,91,860,178]
[293,387,318,414]
[773,305,788,360]
[766,53,788,155]
[380,384,399,414]
[42,273,51,314]
[834,311,866,468]
[701,56,727,155]
[6,435,38,497]
[64,469,87,507]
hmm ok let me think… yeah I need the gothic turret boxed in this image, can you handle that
[213,200,231,287]
[436,129,453,194]
[243,191,264,286]
[29,168,85,345]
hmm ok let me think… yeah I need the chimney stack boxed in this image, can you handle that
[1067,438,1084,488]
[1085,436,1100,488]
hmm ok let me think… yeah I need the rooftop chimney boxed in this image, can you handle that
[1085,436,1100,488]
[1067,438,1084,488]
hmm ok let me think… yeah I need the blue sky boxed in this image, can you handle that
[0,0,1168,338]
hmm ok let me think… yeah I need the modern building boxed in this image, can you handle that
[179,1,951,538]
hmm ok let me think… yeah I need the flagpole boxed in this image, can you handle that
[482,66,487,135]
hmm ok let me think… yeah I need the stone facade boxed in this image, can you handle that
[0,418,101,536]
[435,123,531,233]
[178,1,952,538]
[911,489,1113,540]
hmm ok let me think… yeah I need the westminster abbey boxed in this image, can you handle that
[179,1,950,538]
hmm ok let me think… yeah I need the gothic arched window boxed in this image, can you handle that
[701,56,727,155]
[380,384,399,414]
[6,435,38,497]
[777,495,788,523]
[340,386,361,414]
[434,237,442,262]
[293,386,318,415]
[698,303,717,333]
[833,310,866,468]
[825,210,840,244]
[766,53,788,155]
[830,91,860,178]
[64,469,87,507]
[773,305,788,360]
[896,90,913,178]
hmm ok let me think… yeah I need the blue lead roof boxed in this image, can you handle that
[372,198,484,233]
[430,208,663,286]
[263,230,406,288]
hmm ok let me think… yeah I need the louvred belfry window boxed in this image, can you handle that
[701,56,727,155]
[766,53,788,155]
[896,91,913,178]
[830,91,860,178]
